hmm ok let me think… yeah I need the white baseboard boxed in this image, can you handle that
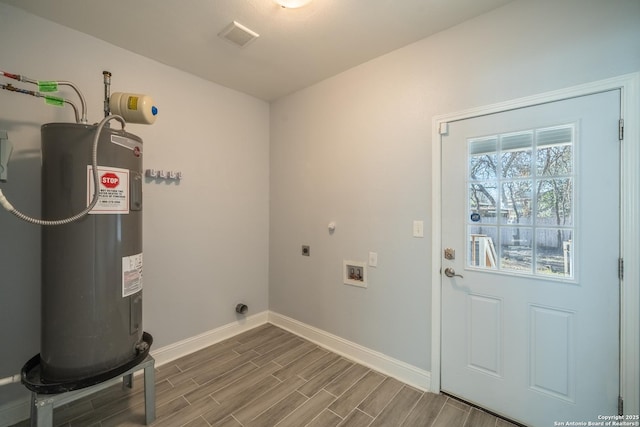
[151,310,269,367]
[0,309,431,426]
[152,310,431,392]
[268,311,431,391]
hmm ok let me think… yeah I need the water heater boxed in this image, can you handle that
[40,122,145,383]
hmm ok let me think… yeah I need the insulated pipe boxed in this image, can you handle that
[0,373,21,387]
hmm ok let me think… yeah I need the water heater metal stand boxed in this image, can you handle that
[28,355,155,427]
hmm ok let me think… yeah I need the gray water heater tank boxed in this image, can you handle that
[40,122,144,383]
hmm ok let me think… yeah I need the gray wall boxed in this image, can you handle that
[1,0,639,416]
[0,4,269,407]
[269,0,640,371]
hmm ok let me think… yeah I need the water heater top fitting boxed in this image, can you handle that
[109,92,158,125]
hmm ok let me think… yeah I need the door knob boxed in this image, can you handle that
[444,267,463,278]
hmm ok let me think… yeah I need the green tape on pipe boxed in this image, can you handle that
[38,81,58,92]
[44,96,64,107]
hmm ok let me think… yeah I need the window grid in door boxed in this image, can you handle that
[466,124,575,279]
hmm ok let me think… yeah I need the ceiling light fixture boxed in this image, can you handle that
[274,0,313,8]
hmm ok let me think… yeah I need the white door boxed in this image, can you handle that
[440,90,620,426]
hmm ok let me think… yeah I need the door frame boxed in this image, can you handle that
[430,72,640,415]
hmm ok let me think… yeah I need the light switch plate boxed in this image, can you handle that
[369,252,378,267]
[413,220,424,238]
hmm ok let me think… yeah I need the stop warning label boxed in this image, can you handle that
[87,165,130,214]
[101,172,120,188]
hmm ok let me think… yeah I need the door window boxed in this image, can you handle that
[467,124,575,278]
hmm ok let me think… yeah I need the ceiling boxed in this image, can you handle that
[0,0,512,101]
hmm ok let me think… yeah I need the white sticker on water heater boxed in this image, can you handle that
[122,253,143,297]
[87,165,130,214]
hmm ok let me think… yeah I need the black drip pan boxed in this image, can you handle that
[21,332,153,394]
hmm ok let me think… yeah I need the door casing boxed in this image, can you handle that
[430,72,640,415]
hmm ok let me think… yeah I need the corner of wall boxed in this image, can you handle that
[268,311,431,391]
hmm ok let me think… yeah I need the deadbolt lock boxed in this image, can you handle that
[444,248,455,260]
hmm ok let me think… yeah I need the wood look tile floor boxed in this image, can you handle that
[12,324,519,427]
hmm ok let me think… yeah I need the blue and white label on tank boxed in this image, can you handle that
[123,253,143,297]
[87,165,130,214]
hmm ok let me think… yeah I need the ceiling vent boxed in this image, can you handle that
[218,21,260,48]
